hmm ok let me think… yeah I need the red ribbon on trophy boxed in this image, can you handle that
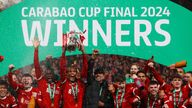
[62,30,86,52]
[80,30,86,43]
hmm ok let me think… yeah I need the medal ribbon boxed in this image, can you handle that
[116,89,125,108]
[99,87,103,97]
[71,83,78,102]
[147,95,157,108]
[48,83,56,103]
[173,89,182,108]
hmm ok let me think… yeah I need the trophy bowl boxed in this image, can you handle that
[66,33,79,52]
[63,30,86,52]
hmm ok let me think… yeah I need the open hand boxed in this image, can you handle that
[148,62,154,68]
[33,37,40,48]
[9,64,15,71]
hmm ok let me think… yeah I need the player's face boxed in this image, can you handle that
[76,72,81,79]
[137,73,146,82]
[148,84,159,96]
[0,85,8,97]
[12,74,19,83]
[46,69,54,82]
[177,68,184,76]
[68,68,77,77]
[95,73,105,83]
[117,81,126,89]
[183,73,192,82]
[172,78,182,89]
[130,65,139,74]
[158,90,165,99]
[67,68,77,82]
[21,77,33,88]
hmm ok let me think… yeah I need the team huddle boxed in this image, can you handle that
[0,39,192,108]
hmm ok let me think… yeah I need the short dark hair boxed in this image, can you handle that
[137,71,146,76]
[186,71,192,75]
[94,67,105,75]
[171,74,182,80]
[0,80,8,89]
[113,74,125,83]
[149,80,159,86]
[22,73,33,80]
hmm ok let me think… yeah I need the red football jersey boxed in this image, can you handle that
[17,87,43,108]
[150,67,190,108]
[62,80,85,108]
[0,95,18,108]
[112,84,140,108]
[34,48,61,108]
[167,88,188,108]
[8,72,44,108]
[59,49,88,108]
[37,79,61,108]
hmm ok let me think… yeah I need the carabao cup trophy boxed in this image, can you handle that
[63,30,86,52]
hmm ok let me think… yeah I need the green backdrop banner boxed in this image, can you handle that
[0,0,191,76]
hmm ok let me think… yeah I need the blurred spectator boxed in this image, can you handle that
[0,0,22,12]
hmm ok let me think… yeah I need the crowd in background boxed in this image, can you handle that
[0,54,173,85]
[0,39,191,108]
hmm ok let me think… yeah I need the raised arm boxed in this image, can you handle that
[59,46,67,82]
[33,39,43,80]
[86,49,99,84]
[148,62,174,94]
[126,84,141,105]
[7,65,23,90]
[79,44,88,79]
[143,56,154,73]
[148,62,165,86]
